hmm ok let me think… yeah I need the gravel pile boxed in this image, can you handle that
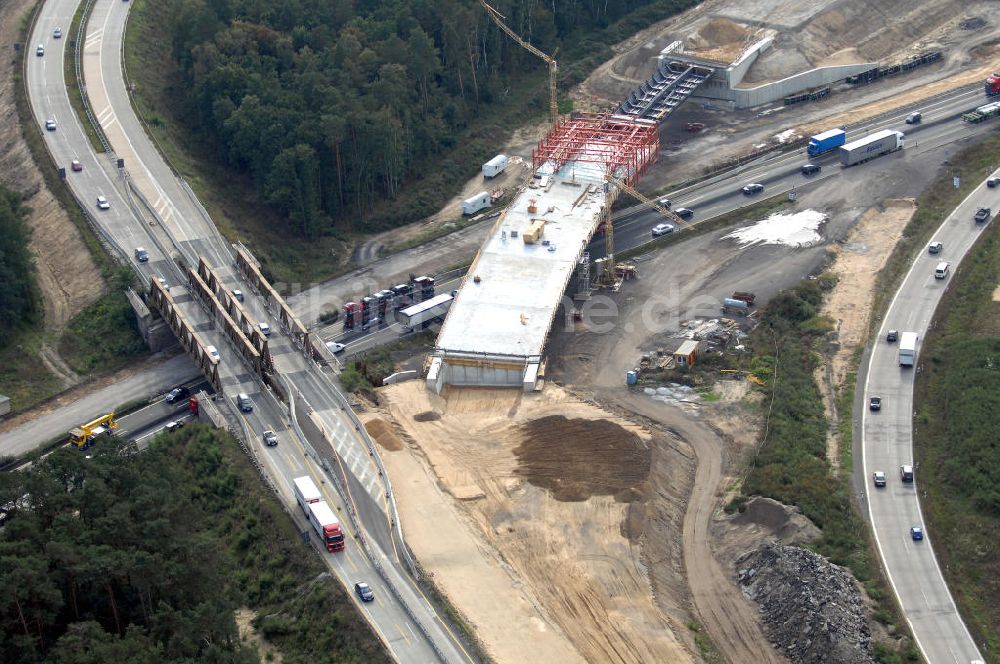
[736,543,874,663]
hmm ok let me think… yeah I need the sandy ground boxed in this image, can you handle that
[0,0,104,335]
[235,607,282,663]
[815,199,916,467]
[373,382,696,664]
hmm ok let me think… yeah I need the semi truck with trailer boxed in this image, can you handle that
[307,501,346,552]
[399,293,453,330]
[806,128,846,157]
[898,332,918,367]
[293,476,322,513]
[839,130,904,167]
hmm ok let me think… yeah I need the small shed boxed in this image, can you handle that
[461,191,491,215]
[673,340,701,368]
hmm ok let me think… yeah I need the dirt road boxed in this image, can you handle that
[599,390,786,664]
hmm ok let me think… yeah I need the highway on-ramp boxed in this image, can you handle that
[860,178,996,662]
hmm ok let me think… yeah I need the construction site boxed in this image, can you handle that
[356,0,1000,661]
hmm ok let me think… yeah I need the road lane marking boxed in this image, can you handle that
[395,623,410,644]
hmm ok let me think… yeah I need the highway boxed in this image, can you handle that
[320,83,997,360]
[25,0,474,660]
[859,184,995,661]
[23,0,1000,658]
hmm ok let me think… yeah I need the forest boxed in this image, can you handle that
[0,185,39,349]
[167,0,695,237]
[0,425,385,663]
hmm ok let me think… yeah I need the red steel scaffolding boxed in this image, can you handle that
[531,112,660,187]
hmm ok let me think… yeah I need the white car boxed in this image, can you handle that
[651,223,674,237]
[232,288,244,302]
[36,44,44,56]
[326,341,346,354]
[96,195,110,210]
[156,277,169,291]
[258,322,271,336]
[45,119,56,131]
[53,27,62,38]
[205,345,220,364]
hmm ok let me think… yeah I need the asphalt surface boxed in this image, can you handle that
[22,0,476,660]
[859,183,995,662]
[0,354,199,458]
[23,1,999,658]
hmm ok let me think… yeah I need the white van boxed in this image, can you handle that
[934,261,950,279]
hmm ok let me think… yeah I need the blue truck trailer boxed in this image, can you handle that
[806,128,847,156]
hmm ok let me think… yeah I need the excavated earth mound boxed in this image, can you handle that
[514,415,651,502]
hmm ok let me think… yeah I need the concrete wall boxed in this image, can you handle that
[127,288,177,352]
[728,62,876,108]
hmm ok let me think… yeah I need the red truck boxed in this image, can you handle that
[294,476,345,552]
[731,291,756,306]
[986,72,1000,97]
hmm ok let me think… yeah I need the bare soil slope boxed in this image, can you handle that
[1,0,103,333]
[376,382,696,664]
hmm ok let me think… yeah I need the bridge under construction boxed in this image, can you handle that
[428,113,658,392]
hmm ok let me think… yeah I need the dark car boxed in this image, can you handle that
[262,430,278,447]
[869,396,882,411]
[800,163,821,176]
[354,582,374,602]
[975,207,991,223]
[987,177,1000,189]
[910,526,924,541]
[886,330,898,343]
[674,207,694,220]
[164,420,184,433]
[165,386,191,404]
[742,183,764,196]
[928,242,943,254]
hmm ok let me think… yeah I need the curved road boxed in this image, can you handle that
[26,0,473,660]
[861,180,995,662]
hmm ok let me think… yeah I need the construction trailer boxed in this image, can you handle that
[483,154,508,178]
[462,192,492,215]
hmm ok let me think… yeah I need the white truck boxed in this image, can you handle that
[898,332,918,367]
[839,129,904,167]
[399,293,453,330]
[293,475,321,514]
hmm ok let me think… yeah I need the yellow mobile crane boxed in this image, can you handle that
[479,0,559,125]
[68,412,119,449]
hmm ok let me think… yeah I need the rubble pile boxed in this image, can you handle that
[736,543,874,664]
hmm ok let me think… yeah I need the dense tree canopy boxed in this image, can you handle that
[0,186,39,347]
[0,427,385,663]
[168,0,674,237]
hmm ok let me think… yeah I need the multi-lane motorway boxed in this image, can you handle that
[26,0,473,660]
[860,183,994,662]
[21,0,1000,659]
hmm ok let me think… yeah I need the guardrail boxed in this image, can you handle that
[74,0,113,155]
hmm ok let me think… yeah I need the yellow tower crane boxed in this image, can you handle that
[479,0,559,125]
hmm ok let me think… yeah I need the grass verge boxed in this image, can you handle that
[912,217,1000,660]
[63,0,106,154]
[734,279,918,662]
[686,620,725,664]
[0,326,64,412]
